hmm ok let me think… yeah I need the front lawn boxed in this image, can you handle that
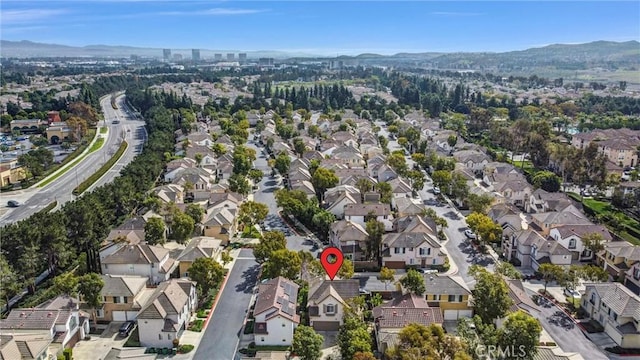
[241,226,261,238]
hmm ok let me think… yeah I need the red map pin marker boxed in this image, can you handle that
[320,247,344,281]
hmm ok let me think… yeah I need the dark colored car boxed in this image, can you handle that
[119,321,136,337]
[7,200,20,208]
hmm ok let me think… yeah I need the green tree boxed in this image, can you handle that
[387,323,471,360]
[220,250,233,266]
[144,217,166,245]
[399,269,426,295]
[238,201,269,230]
[465,193,494,214]
[495,261,523,280]
[185,203,204,224]
[407,170,426,193]
[466,212,503,247]
[580,264,609,282]
[538,263,564,294]
[253,231,287,263]
[293,137,307,157]
[311,167,339,200]
[387,152,408,175]
[532,170,561,192]
[189,257,225,296]
[468,265,512,323]
[498,311,542,360]
[311,210,336,242]
[211,143,227,157]
[229,173,251,195]
[447,134,458,148]
[53,272,79,296]
[292,325,324,360]
[338,314,372,360]
[274,153,291,175]
[432,170,452,191]
[248,169,264,185]
[353,352,377,360]
[171,211,195,244]
[376,182,393,204]
[355,178,373,202]
[582,232,606,259]
[338,258,355,279]
[262,249,302,280]
[232,145,256,175]
[365,219,385,263]
[379,266,396,290]
[78,273,105,322]
[0,255,20,308]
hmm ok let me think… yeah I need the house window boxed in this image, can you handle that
[159,334,162,340]
[261,338,265,342]
[432,259,437,265]
[409,258,414,265]
[104,264,108,269]
[325,304,336,315]
[568,239,576,249]
[123,296,128,303]
[614,313,618,322]
[282,323,286,327]
[634,268,640,280]
[113,297,121,304]
[448,295,456,302]
[96,309,104,318]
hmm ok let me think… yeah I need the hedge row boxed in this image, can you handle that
[72,140,128,195]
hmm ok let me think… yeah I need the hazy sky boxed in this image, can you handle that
[1,1,639,55]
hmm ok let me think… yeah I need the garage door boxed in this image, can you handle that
[113,311,127,321]
[383,261,406,270]
[312,321,340,331]
[125,311,138,320]
[444,310,473,320]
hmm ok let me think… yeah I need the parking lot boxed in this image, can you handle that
[73,322,128,360]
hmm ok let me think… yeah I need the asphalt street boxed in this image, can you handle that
[0,94,145,226]
[193,249,259,360]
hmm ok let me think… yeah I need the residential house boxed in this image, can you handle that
[509,230,573,270]
[185,146,217,169]
[202,207,237,244]
[164,158,197,182]
[549,224,612,261]
[290,180,316,199]
[526,189,574,214]
[393,215,437,235]
[288,168,312,183]
[1,296,89,352]
[0,333,52,360]
[497,279,541,327]
[207,192,242,211]
[581,283,640,349]
[423,275,474,320]
[492,176,533,208]
[382,232,446,269]
[571,128,640,168]
[97,275,151,322]
[432,130,459,152]
[531,206,592,236]
[453,150,491,173]
[176,237,223,277]
[100,217,147,260]
[369,163,398,183]
[329,220,369,261]
[324,187,361,219]
[533,347,585,360]
[152,184,185,205]
[331,131,358,148]
[388,178,413,209]
[101,244,178,285]
[186,133,214,147]
[137,279,197,348]
[253,277,300,346]
[394,197,426,217]
[373,293,443,354]
[597,242,640,295]
[329,145,365,168]
[307,279,360,331]
[344,203,393,231]
[172,168,214,201]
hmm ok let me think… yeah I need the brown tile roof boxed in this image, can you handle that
[344,203,391,216]
[0,309,66,331]
[101,275,148,297]
[102,244,170,265]
[375,307,443,329]
[308,279,360,303]
[1,334,51,360]
[254,277,300,323]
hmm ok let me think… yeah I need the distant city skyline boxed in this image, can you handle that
[1,1,639,56]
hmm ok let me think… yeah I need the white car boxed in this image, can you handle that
[417,268,438,274]
[464,229,477,240]
[564,288,581,299]
[433,186,441,195]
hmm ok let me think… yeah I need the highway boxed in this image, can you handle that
[0,94,147,226]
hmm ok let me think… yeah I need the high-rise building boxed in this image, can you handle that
[238,53,247,63]
[192,49,201,62]
[163,49,172,61]
[214,53,222,61]
[259,58,275,67]
[226,53,235,61]
[173,54,183,61]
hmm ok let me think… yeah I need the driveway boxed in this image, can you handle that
[523,288,608,360]
[73,322,127,360]
[193,249,259,360]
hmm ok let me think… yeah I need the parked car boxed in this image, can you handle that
[433,187,441,195]
[7,200,20,208]
[464,229,477,240]
[564,288,581,300]
[416,268,438,274]
[119,321,136,337]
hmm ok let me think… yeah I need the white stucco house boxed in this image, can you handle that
[307,279,359,331]
[253,277,300,346]
[101,244,178,285]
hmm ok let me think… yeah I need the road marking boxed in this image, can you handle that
[235,257,256,260]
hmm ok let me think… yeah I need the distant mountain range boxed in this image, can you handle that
[1,40,638,73]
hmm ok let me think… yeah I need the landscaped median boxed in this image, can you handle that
[72,140,128,195]
[36,129,101,188]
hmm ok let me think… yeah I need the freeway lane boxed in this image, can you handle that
[0,94,145,226]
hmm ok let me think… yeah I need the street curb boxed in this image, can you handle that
[84,140,129,193]
[203,271,230,329]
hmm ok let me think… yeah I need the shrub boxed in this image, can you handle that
[172,338,180,348]
[63,348,73,360]
[178,344,195,353]
[188,319,204,332]
[196,309,208,318]
[243,320,254,334]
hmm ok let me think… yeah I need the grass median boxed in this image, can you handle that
[73,140,128,195]
[35,130,97,189]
